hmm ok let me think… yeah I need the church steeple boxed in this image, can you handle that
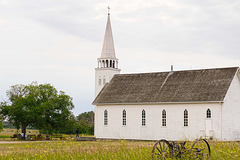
[95,8,121,97]
[97,7,119,69]
[100,9,116,59]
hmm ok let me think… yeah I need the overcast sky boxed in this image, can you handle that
[0,0,240,115]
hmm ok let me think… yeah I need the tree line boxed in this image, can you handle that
[0,82,94,138]
[62,111,94,135]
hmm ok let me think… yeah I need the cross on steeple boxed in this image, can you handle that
[108,6,110,15]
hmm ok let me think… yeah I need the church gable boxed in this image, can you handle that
[93,67,238,104]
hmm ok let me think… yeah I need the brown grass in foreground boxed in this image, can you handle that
[0,140,239,159]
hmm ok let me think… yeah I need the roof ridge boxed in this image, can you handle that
[116,66,239,76]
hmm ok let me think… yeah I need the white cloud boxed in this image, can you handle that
[0,0,8,4]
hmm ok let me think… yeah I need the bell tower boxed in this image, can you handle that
[95,8,121,97]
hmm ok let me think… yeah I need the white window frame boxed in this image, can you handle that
[122,109,126,126]
[142,109,146,126]
[99,77,101,85]
[103,77,106,85]
[162,109,166,127]
[104,110,108,125]
[206,109,211,118]
[184,109,188,127]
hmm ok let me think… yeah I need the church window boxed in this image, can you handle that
[99,77,101,85]
[142,109,146,126]
[98,60,101,68]
[113,61,115,68]
[162,109,166,127]
[106,60,109,67]
[184,109,188,127]
[122,109,126,126]
[102,60,105,68]
[110,60,112,68]
[207,109,211,118]
[103,77,106,85]
[104,110,108,125]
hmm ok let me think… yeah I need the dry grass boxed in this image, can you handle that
[0,140,153,160]
[0,140,239,159]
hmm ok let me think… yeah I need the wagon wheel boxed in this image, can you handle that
[152,139,173,160]
[191,139,211,160]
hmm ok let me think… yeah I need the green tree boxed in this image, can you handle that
[35,84,74,134]
[77,111,94,126]
[76,111,94,135]
[0,82,74,139]
[0,117,3,132]
[60,114,78,134]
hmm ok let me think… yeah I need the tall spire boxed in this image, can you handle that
[95,7,121,97]
[100,7,116,59]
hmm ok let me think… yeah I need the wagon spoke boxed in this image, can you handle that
[152,140,171,160]
[156,147,162,155]
[154,152,163,158]
[159,141,163,152]
[191,139,211,160]
[164,145,168,152]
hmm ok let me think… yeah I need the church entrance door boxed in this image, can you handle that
[205,119,212,137]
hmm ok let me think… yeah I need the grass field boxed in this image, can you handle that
[0,140,239,160]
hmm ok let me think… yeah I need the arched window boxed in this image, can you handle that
[103,77,106,85]
[106,60,109,67]
[102,60,105,68]
[113,61,115,68]
[98,60,101,68]
[207,109,211,118]
[162,109,166,126]
[104,110,108,125]
[184,109,188,127]
[99,77,101,85]
[142,109,146,126]
[122,109,126,126]
[110,60,112,68]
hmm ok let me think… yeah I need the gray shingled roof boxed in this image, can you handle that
[93,67,238,104]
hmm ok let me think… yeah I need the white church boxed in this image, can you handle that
[93,11,240,141]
